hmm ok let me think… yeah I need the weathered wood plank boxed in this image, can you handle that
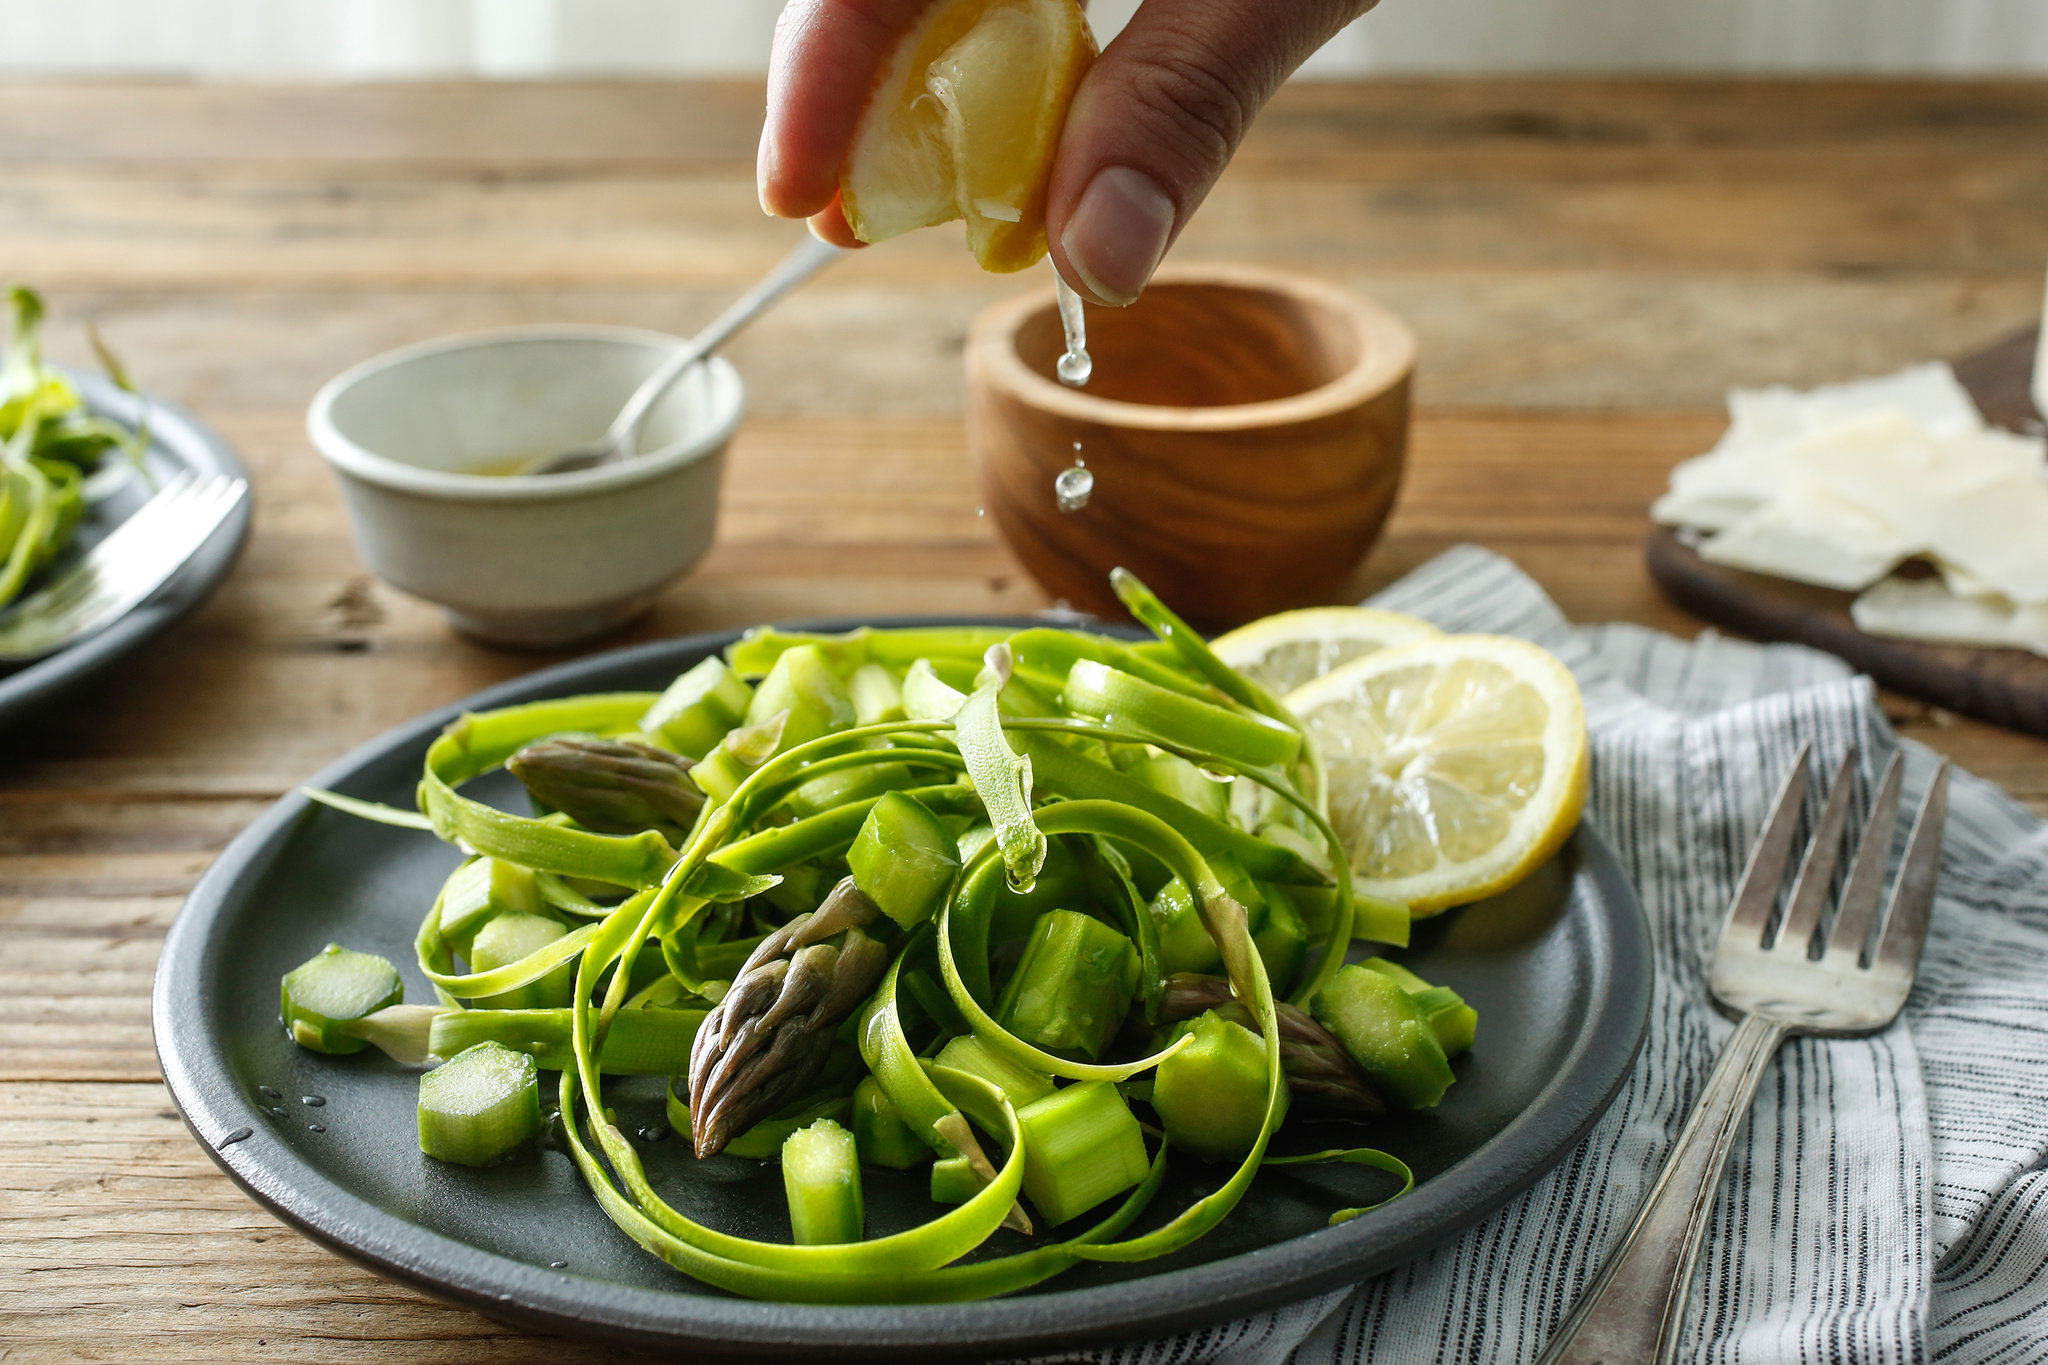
[0,1083,654,1364]
[21,270,2041,419]
[5,78,2047,169]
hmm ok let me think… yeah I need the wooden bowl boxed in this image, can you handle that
[967,265,1416,630]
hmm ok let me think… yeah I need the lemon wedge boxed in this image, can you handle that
[1213,606,1443,699]
[1285,635,1589,915]
[840,0,1095,273]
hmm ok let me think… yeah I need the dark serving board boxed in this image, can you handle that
[155,617,1653,1360]
[1647,324,2048,737]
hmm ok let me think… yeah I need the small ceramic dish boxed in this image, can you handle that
[968,266,1416,630]
[309,325,742,647]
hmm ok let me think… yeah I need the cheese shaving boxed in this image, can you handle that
[1658,355,2048,653]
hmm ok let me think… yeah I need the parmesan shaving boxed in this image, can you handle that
[1659,356,2048,653]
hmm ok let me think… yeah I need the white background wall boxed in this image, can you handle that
[4,0,2048,78]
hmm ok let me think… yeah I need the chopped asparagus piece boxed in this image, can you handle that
[1129,751,1230,820]
[929,1152,981,1205]
[1152,1010,1286,1162]
[995,911,1140,1062]
[690,711,787,805]
[901,658,968,721]
[1350,891,1413,947]
[934,1034,1056,1108]
[1148,879,1221,977]
[466,912,574,1010]
[783,1119,865,1245]
[849,662,905,727]
[852,1076,931,1170]
[417,1041,541,1166]
[848,791,961,930]
[282,943,404,1054]
[745,644,854,754]
[1252,882,1308,995]
[1312,964,1455,1109]
[1015,1081,1149,1226]
[1360,956,1430,993]
[1361,958,1478,1058]
[1412,986,1479,1059]
[641,656,754,758]
[438,857,542,957]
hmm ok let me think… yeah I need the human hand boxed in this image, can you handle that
[757,0,1378,304]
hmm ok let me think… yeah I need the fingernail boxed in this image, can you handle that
[1060,166,1175,307]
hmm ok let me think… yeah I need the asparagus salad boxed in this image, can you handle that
[1,287,149,609]
[285,571,1585,1302]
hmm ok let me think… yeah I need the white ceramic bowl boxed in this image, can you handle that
[308,325,741,647]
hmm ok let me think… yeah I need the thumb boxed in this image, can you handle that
[1047,0,1374,305]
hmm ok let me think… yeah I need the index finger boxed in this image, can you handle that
[759,0,941,220]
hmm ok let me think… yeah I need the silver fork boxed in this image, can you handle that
[0,471,248,663]
[1537,742,1949,1365]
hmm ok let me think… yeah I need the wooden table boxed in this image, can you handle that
[4,77,2047,1362]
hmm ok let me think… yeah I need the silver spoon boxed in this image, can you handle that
[519,234,845,476]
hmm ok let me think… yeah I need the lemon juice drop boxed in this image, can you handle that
[1054,270,1092,387]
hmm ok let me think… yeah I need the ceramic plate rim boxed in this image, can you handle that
[154,617,1652,1359]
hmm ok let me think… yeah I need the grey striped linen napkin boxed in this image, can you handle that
[1037,544,2048,1365]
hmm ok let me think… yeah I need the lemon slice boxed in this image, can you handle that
[1286,636,1589,915]
[841,0,1095,273]
[1213,606,1442,699]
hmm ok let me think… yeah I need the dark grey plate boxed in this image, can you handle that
[154,620,1652,1361]
[0,370,252,730]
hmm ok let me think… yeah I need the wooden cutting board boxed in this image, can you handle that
[1645,324,2048,737]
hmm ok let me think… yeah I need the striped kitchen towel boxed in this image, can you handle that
[1045,545,2048,1365]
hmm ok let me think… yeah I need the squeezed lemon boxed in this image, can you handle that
[840,0,1095,273]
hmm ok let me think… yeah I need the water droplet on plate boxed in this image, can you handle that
[218,1127,253,1149]
[257,1086,281,1100]
[301,1095,326,1107]
[549,1260,568,1270]
[269,1106,287,1119]
[1054,464,1094,512]
[307,1123,326,1134]
[638,1126,666,1144]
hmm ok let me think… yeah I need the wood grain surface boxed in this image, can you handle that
[5,77,2048,1364]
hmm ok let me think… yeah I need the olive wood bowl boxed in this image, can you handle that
[967,265,1416,630]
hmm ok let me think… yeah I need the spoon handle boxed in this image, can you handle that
[609,234,845,448]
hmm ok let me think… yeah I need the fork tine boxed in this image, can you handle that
[1721,742,1812,944]
[1821,751,1905,967]
[1873,761,1949,981]
[1773,746,1859,954]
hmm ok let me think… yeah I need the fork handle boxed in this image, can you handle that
[1535,1012,1790,1365]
